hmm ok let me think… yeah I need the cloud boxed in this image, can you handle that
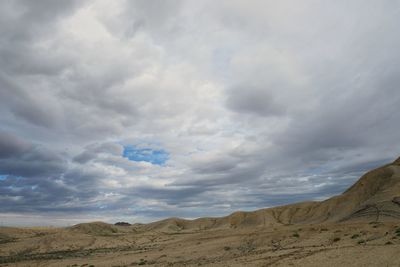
[1,0,400,226]
[226,84,285,117]
[0,132,66,177]
[0,132,32,158]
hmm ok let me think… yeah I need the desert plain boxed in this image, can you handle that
[1,157,400,266]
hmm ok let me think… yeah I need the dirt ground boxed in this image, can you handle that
[1,221,400,267]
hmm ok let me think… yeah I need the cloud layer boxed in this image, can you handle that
[1,0,400,226]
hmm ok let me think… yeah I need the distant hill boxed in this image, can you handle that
[127,156,400,233]
[3,157,400,266]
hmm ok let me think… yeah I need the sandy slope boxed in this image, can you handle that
[1,222,400,266]
[1,157,400,266]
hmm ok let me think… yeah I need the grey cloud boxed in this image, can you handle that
[73,142,123,163]
[189,155,239,174]
[0,177,73,213]
[0,0,81,77]
[0,132,32,158]
[0,75,59,128]
[273,69,400,166]
[226,85,285,117]
[0,135,67,178]
[63,167,105,189]
[129,185,206,206]
[0,0,80,42]
[73,151,95,164]
[1,0,400,225]
[105,0,183,39]
[0,43,71,76]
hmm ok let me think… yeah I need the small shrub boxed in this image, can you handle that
[357,239,366,245]
[293,233,300,238]
[351,234,360,239]
[333,237,340,242]
[385,241,393,245]
[223,246,231,251]
[320,228,328,232]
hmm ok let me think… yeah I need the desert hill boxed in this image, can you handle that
[127,156,400,233]
[9,156,393,239]
[55,156,400,234]
[2,156,400,266]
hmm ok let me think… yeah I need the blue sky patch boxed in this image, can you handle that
[123,145,169,165]
[0,175,8,181]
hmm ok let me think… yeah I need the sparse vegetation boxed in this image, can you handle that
[2,222,400,266]
[0,245,141,264]
[0,233,16,244]
[395,227,400,235]
[237,240,256,253]
[115,222,131,226]
[351,234,360,239]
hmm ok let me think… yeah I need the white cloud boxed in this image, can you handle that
[0,0,399,225]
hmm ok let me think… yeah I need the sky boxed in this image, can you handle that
[1,0,400,226]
